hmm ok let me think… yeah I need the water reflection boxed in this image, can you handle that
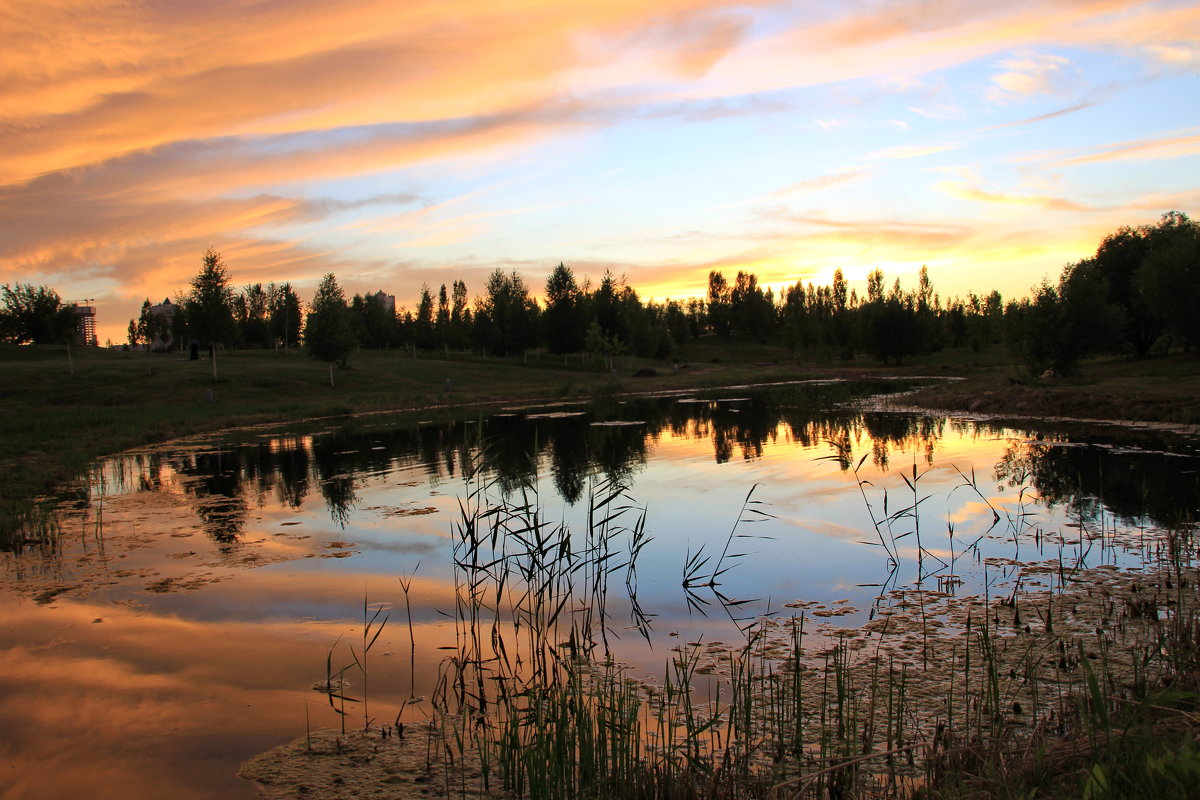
[995,431,1200,528]
[63,386,1200,552]
[5,383,1200,799]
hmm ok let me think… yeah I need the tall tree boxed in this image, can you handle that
[234,283,271,348]
[128,298,167,349]
[1085,220,1167,357]
[185,248,235,348]
[1006,265,1121,376]
[449,280,470,350]
[267,282,303,352]
[706,270,732,337]
[435,284,451,351]
[305,274,356,385]
[414,285,436,349]
[542,262,585,354]
[476,269,538,356]
[730,270,774,343]
[1136,211,1200,351]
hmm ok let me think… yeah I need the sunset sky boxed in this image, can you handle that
[2,0,1198,344]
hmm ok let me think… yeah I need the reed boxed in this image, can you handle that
[304,442,1200,800]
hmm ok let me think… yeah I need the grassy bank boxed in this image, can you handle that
[903,350,1200,426]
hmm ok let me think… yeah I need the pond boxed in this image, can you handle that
[2,381,1199,799]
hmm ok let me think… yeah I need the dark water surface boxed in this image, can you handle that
[3,382,1199,799]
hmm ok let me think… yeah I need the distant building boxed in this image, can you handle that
[75,303,97,346]
[374,290,396,315]
[149,297,177,350]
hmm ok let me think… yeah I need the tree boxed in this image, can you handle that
[414,285,436,349]
[350,291,397,349]
[449,280,470,350]
[542,262,585,354]
[305,274,356,385]
[1083,214,1195,357]
[234,284,271,348]
[139,299,167,349]
[0,283,79,345]
[185,249,235,348]
[827,268,852,357]
[707,270,732,337]
[730,270,774,343]
[267,282,303,351]
[435,284,451,351]
[1006,265,1121,377]
[476,269,538,356]
[1136,211,1200,351]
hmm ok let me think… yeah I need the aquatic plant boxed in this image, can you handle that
[298,438,1200,800]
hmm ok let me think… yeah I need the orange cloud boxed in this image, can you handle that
[985,52,1074,103]
[1,0,1194,344]
[936,182,1091,211]
[772,168,872,195]
[1059,131,1200,166]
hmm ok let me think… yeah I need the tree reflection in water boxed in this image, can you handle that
[70,383,1200,547]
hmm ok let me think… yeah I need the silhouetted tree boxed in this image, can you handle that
[0,283,80,345]
[730,270,774,343]
[184,249,236,348]
[1087,222,1164,357]
[706,270,732,338]
[435,284,451,352]
[350,290,397,350]
[449,280,471,350]
[267,282,303,351]
[233,283,271,348]
[1136,211,1200,351]
[543,262,585,354]
[780,280,812,359]
[475,270,538,356]
[1006,265,1121,376]
[305,273,356,385]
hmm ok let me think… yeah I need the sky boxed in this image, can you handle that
[1,0,1198,345]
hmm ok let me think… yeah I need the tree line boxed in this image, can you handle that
[5,211,1196,378]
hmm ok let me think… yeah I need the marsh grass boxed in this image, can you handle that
[372,450,1200,800]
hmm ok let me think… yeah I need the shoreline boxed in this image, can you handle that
[3,345,1196,541]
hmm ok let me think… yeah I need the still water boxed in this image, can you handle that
[2,382,1198,799]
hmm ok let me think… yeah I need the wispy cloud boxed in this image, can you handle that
[983,97,1105,129]
[985,51,1074,104]
[1018,128,1200,167]
[1059,132,1200,166]
[772,168,871,195]
[861,143,962,161]
[937,181,1091,211]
